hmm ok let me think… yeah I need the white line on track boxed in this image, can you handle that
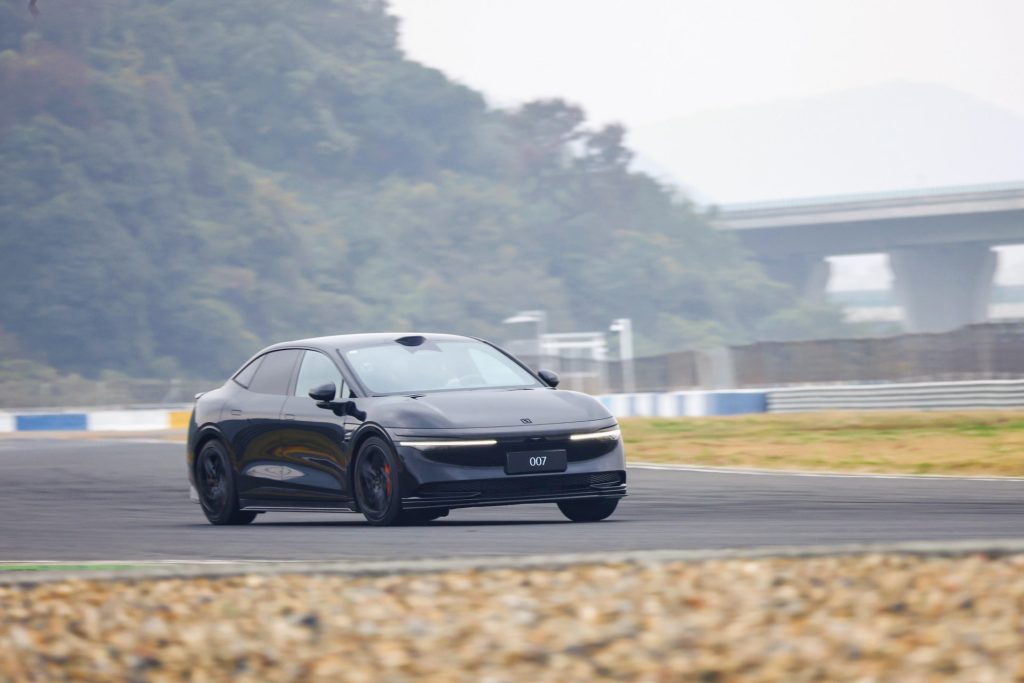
[629,462,1024,482]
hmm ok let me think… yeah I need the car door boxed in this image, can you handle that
[275,350,354,503]
[227,348,302,502]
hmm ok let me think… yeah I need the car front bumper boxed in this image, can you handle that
[391,424,627,511]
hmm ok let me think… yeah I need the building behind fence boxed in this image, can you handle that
[2,322,1022,409]
[521,321,1024,394]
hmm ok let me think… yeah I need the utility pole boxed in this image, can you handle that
[609,318,635,393]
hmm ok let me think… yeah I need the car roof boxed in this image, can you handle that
[261,332,479,354]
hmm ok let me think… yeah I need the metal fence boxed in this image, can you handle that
[514,352,703,395]
[769,379,1024,412]
[528,323,1024,393]
[731,322,1024,387]
[0,378,215,410]
[1,322,1022,409]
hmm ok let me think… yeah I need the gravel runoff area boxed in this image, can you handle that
[3,544,1024,682]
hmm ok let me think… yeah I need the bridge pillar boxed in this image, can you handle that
[889,244,996,333]
[759,255,830,303]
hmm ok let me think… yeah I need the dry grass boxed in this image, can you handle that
[621,411,1024,476]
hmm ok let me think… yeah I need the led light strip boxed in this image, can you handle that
[398,439,498,449]
[569,428,621,442]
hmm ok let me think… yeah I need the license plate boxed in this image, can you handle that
[505,449,567,475]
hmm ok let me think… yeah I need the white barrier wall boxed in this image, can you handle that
[0,406,192,432]
[597,390,767,418]
[88,409,175,431]
[0,381,1019,431]
[599,381,1024,417]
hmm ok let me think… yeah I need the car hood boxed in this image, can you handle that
[366,388,611,430]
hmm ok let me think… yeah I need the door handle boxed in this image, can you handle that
[230,409,242,416]
[283,414,295,421]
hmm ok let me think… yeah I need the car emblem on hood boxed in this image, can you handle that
[520,418,532,424]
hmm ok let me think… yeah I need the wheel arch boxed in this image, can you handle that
[191,426,232,478]
[346,423,395,508]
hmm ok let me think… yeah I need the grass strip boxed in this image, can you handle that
[620,410,1024,476]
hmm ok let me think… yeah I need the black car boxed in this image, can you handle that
[187,333,626,526]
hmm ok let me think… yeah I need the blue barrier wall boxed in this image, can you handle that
[597,391,768,418]
[707,391,768,416]
[15,413,89,431]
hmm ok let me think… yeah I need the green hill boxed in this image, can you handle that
[0,0,844,379]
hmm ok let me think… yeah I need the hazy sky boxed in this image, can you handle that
[390,0,1024,127]
[390,1,1024,289]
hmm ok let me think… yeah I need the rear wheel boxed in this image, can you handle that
[354,437,404,526]
[557,498,619,522]
[195,441,257,525]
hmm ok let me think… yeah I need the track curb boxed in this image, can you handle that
[4,538,1024,587]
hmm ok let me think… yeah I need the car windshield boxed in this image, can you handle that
[343,339,542,395]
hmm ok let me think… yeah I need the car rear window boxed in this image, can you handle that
[232,356,263,388]
[247,349,301,395]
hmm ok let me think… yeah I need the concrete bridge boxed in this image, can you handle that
[715,183,1024,332]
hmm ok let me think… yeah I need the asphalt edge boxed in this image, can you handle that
[4,538,1024,587]
[628,462,1024,481]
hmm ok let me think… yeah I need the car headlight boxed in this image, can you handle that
[398,439,498,449]
[569,428,621,442]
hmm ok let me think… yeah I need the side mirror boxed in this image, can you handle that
[538,369,560,388]
[308,382,336,403]
[310,383,366,420]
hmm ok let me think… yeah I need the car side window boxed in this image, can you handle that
[232,356,263,389]
[247,349,301,395]
[294,350,345,400]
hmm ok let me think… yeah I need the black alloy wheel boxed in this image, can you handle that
[354,437,404,526]
[557,498,619,522]
[196,441,257,525]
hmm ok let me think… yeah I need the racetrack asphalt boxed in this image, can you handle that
[1,438,1022,562]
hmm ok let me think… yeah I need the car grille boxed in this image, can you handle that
[416,471,625,497]
[417,435,617,467]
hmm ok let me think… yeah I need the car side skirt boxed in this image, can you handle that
[238,499,359,513]
[400,486,627,511]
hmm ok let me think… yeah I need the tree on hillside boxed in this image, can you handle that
[0,0,847,380]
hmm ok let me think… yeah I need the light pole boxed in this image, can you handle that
[609,317,635,393]
[502,310,548,359]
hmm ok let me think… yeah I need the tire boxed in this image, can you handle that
[398,508,449,524]
[557,498,619,522]
[353,436,404,526]
[195,440,257,526]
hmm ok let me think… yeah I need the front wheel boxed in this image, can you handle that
[557,498,619,522]
[354,437,404,526]
[195,441,257,526]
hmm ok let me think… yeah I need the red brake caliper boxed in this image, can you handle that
[383,463,392,497]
